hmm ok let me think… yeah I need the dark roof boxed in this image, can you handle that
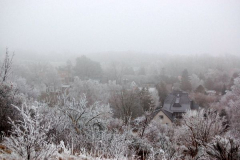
[162,110,174,121]
[162,91,191,113]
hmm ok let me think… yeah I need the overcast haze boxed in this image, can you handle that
[0,0,240,56]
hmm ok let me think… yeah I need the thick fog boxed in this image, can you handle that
[2,1,240,159]
[1,0,240,57]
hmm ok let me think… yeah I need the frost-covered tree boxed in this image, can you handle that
[55,94,115,152]
[131,118,176,160]
[0,48,14,82]
[69,79,121,105]
[174,109,227,159]
[156,82,168,106]
[3,104,55,160]
[59,94,112,134]
[88,128,132,159]
[206,136,240,160]
[190,74,203,91]
[132,113,152,139]
[13,62,60,94]
[149,87,160,109]
[43,65,61,90]
[10,76,40,99]
[0,82,23,134]
[110,88,143,123]
[191,92,217,108]
[220,75,240,139]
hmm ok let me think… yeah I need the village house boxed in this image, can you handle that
[152,91,199,125]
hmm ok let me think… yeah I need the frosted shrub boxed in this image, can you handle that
[206,135,240,160]
[3,104,56,160]
[174,109,227,159]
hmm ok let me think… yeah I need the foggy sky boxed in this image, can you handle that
[0,0,240,56]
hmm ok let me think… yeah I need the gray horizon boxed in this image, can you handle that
[1,0,240,56]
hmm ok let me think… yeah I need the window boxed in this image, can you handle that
[159,115,164,119]
[174,112,182,119]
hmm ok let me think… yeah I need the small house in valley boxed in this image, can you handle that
[152,91,199,125]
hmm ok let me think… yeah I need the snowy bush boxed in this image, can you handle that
[174,109,227,159]
[0,82,24,134]
[3,104,56,160]
[220,75,240,139]
[206,135,240,160]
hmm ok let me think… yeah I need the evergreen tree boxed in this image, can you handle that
[180,69,192,91]
[74,55,102,79]
[156,82,168,106]
[139,87,155,111]
[195,85,205,94]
